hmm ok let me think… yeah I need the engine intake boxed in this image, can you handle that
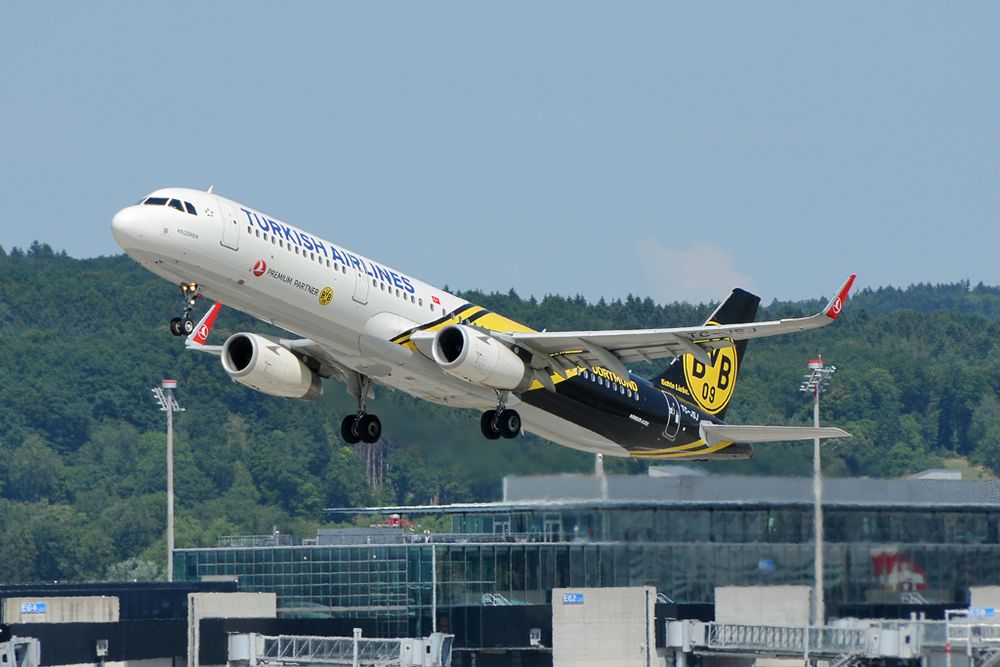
[221,333,322,400]
[431,324,528,390]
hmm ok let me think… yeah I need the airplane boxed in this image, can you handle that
[112,187,854,460]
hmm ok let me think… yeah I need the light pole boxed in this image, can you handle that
[152,379,184,582]
[799,356,836,626]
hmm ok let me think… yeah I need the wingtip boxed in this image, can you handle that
[186,301,223,346]
[824,274,857,320]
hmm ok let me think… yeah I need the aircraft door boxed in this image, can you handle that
[661,391,681,440]
[353,267,370,304]
[219,201,240,250]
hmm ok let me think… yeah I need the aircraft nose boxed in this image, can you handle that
[111,206,145,249]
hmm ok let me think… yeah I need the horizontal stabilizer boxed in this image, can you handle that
[699,422,851,446]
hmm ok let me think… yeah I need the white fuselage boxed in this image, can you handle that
[112,187,629,456]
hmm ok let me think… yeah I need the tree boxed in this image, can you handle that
[105,558,165,582]
[2,434,64,502]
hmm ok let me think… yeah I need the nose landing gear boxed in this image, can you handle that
[169,282,201,336]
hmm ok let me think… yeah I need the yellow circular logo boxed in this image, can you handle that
[319,287,333,306]
[683,329,738,414]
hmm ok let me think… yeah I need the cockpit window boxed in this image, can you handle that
[141,196,198,215]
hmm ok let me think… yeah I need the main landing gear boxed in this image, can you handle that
[341,374,382,444]
[480,391,522,440]
[169,282,201,336]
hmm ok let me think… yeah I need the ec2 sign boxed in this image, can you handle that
[562,593,585,604]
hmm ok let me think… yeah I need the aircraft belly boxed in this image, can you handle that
[520,384,662,449]
[517,403,628,456]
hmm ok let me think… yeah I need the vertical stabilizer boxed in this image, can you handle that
[653,289,760,419]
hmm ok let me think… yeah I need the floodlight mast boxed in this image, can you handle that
[151,379,184,582]
[799,355,836,626]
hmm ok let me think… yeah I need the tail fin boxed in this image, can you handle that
[653,288,760,419]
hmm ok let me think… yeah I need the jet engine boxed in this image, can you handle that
[431,324,528,390]
[221,333,322,400]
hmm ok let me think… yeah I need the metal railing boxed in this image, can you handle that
[229,632,454,667]
[705,623,870,657]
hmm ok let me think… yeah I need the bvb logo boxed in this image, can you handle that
[683,336,738,414]
[319,287,333,306]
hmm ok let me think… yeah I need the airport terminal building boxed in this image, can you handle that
[173,471,1000,644]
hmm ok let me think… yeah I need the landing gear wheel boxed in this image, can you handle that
[341,415,361,444]
[169,282,202,338]
[357,414,382,443]
[480,411,502,440]
[497,409,521,439]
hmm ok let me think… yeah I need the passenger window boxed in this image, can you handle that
[295,247,300,255]
[184,202,197,215]
[144,197,168,206]
[326,259,330,267]
[418,299,423,307]
[279,239,284,248]
[168,199,184,212]
[310,252,315,260]
[255,229,260,238]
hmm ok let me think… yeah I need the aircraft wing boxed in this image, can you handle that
[699,422,850,446]
[182,301,378,391]
[496,275,856,381]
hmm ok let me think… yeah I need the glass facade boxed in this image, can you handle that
[174,503,1000,639]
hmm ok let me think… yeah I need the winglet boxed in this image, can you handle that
[186,301,222,347]
[823,274,857,320]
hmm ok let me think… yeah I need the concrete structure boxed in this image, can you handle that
[714,587,811,626]
[1,597,119,624]
[970,586,1000,612]
[188,593,276,667]
[552,587,656,667]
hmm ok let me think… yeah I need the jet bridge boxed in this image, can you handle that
[227,630,454,667]
[668,617,1000,667]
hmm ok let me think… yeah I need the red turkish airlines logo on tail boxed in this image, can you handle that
[252,259,267,277]
[190,302,221,346]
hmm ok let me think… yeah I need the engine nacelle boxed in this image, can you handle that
[431,324,528,390]
[221,333,322,400]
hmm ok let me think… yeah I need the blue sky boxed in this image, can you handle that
[2,2,997,305]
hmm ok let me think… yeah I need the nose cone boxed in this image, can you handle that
[111,205,145,250]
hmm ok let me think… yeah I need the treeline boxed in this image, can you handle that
[1,243,999,583]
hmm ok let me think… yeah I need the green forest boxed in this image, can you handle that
[3,242,1000,584]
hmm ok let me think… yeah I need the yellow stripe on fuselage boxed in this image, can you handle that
[628,440,734,459]
[393,303,581,388]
